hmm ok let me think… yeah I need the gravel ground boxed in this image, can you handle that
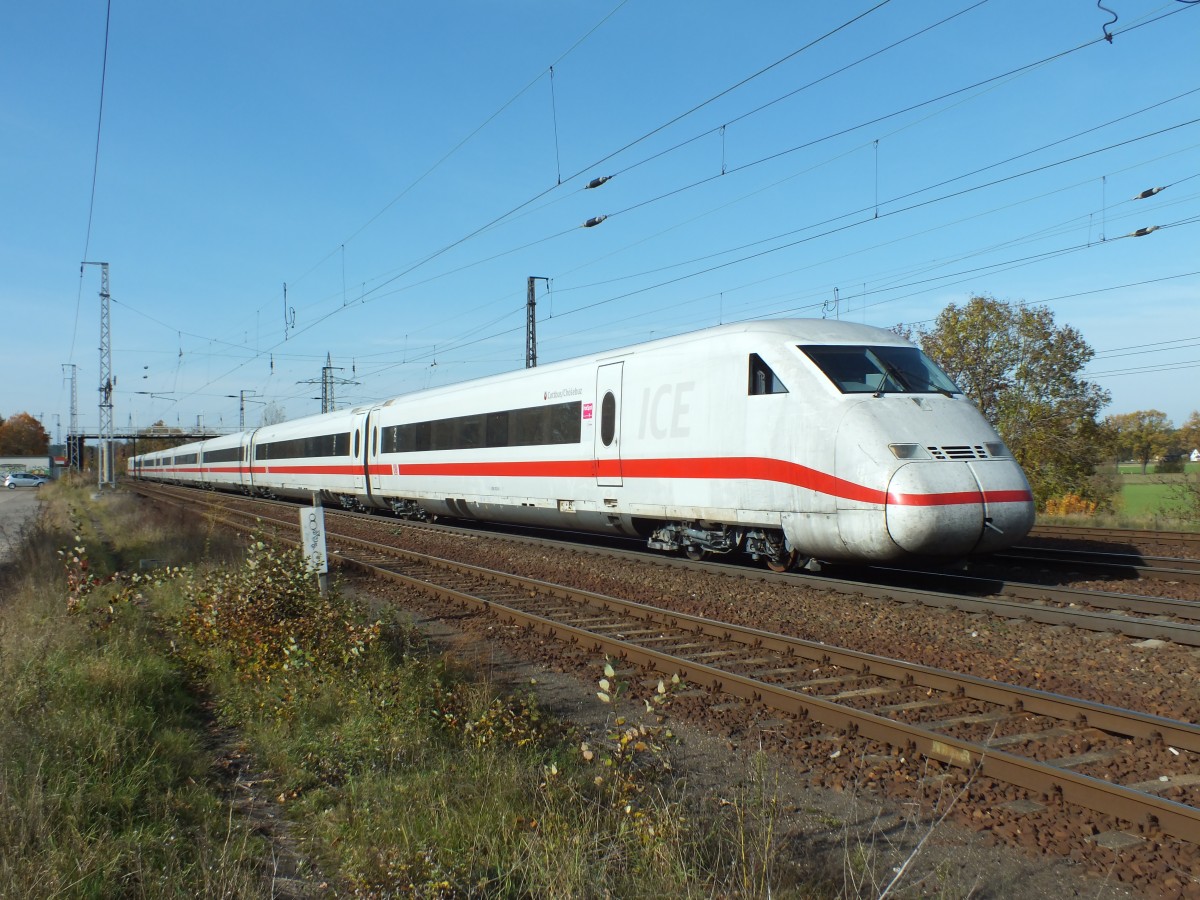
[325,515,1200,897]
[0,488,42,566]
[348,519,1200,724]
[352,574,1143,900]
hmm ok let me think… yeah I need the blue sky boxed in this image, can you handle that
[2,0,1197,440]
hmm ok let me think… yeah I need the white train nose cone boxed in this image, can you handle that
[885,462,984,557]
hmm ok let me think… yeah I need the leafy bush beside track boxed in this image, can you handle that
[1,481,801,898]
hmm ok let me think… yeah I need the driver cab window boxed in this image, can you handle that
[748,354,788,395]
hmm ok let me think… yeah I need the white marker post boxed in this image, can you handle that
[300,494,329,596]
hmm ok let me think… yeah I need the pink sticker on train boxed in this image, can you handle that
[583,403,593,420]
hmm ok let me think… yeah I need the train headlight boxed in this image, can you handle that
[985,442,1011,458]
[889,443,931,460]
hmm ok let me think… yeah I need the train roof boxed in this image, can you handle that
[378,317,907,407]
[127,319,911,455]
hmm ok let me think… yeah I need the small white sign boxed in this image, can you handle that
[299,503,328,574]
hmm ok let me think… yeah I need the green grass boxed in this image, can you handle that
[1117,482,1187,519]
[1116,461,1200,475]
[1,478,822,898]
[169,534,762,896]
[0,480,267,898]
[1038,467,1199,529]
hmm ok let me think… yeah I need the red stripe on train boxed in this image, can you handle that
[150,456,1031,507]
[388,457,1031,507]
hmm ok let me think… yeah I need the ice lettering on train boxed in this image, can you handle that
[639,382,695,439]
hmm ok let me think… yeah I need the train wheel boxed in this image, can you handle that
[684,545,707,561]
[765,549,797,573]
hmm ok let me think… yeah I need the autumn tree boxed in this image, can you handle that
[1180,411,1200,457]
[903,296,1110,507]
[260,401,288,426]
[0,412,50,456]
[132,420,189,455]
[1172,412,1200,523]
[1105,410,1175,474]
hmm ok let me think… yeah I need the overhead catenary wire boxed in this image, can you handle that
[68,0,112,366]
[225,77,1200,348]
[360,215,1200,380]
[149,112,1200,411]
[237,7,1200,352]
[209,0,635,348]
[163,2,924,404]
[125,3,1199,421]
[203,0,906,364]
[119,121,1190,408]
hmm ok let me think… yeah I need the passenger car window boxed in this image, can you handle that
[600,392,616,446]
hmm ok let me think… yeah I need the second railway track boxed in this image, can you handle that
[1000,545,1200,584]
[1030,523,1200,554]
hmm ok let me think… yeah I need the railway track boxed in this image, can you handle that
[844,565,1200,626]
[1030,524,1200,553]
[1001,545,1200,584]
[137,483,1200,647]
[133,482,1200,850]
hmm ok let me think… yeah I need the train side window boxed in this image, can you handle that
[749,354,788,395]
[600,392,616,446]
[372,427,377,457]
[354,430,360,458]
[485,411,509,447]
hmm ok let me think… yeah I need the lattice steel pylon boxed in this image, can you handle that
[83,261,114,487]
[63,363,80,471]
[322,352,335,413]
[526,276,548,369]
[298,353,359,415]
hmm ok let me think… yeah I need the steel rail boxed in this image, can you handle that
[997,548,1200,583]
[325,538,1200,844]
[326,532,1200,751]
[1014,546,1200,573]
[852,566,1200,623]
[1030,524,1200,548]
[132,483,1200,646]
[133,483,1200,844]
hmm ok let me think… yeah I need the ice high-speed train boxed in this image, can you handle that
[129,320,1035,570]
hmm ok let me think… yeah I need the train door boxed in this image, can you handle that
[594,362,623,487]
[246,431,259,494]
[365,408,382,494]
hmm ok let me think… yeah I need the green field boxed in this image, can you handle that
[1113,463,1197,518]
[1118,482,1186,518]
[1062,463,1199,527]
[1116,461,1200,476]
[1038,462,1198,527]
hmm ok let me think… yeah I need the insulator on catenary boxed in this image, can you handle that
[585,175,612,189]
[583,215,608,228]
[1132,186,1166,200]
[1127,225,1159,238]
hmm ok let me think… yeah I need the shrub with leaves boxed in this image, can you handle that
[1043,493,1097,517]
[426,680,564,753]
[180,538,380,693]
[1170,474,1200,526]
[568,662,686,843]
[60,531,185,626]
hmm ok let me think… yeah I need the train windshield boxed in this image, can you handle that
[799,345,961,396]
